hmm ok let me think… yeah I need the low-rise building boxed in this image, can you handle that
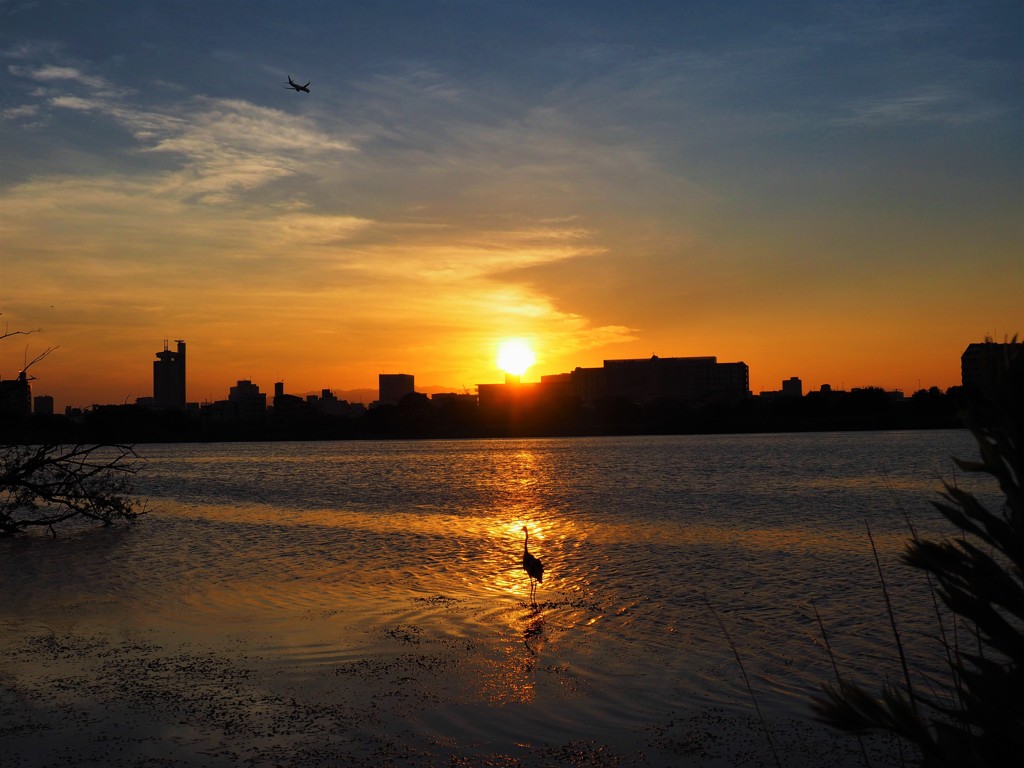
[378,373,415,406]
[567,355,749,406]
[33,394,54,416]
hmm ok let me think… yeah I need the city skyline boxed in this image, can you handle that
[2,2,1021,409]
[2,325,1016,412]
[9,335,992,413]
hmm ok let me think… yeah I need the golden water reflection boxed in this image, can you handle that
[145,443,924,713]
[474,446,592,706]
[454,446,564,705]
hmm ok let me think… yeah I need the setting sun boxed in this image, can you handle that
[496,339,536,377]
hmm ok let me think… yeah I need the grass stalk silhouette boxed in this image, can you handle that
[705,594,782,768]
[812,599,873,767]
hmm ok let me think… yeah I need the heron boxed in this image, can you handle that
[521,526,544,606]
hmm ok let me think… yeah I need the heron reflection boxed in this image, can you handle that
[523,612,544,655]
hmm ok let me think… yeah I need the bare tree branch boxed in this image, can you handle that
[0,443,146,535]
[22,345,58,376]
[2,325,146,535]
[0,325,41,341]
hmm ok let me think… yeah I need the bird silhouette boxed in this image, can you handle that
[521,526,544,606]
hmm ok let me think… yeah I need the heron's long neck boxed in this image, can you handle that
[523,530,529,554]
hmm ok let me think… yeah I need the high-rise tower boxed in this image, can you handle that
[153,339,186,409]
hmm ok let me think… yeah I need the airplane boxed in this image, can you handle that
[284,76,310,93]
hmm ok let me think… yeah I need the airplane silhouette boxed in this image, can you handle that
[284,76,310,93]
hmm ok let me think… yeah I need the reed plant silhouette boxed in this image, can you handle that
[812,341,1022,767]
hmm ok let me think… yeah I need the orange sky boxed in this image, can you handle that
[1,3,1021,409]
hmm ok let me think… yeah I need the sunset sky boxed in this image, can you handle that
[1,1,1020,409]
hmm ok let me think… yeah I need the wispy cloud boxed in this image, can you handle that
[1,103,37,120]
[48,94,101,110]
[7,53,358,203]
[834,84,1007,128]
[138,99,356,203]
[23,64,111,89]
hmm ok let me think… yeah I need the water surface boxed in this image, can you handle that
[1,430,985,766]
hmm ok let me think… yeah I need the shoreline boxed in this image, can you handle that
[3,421,967,447]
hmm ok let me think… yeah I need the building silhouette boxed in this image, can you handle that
[228,379,267,419]
[308,388,364,417]
[759,376,804,399]
[153,340,186,410]
[477,380,546,411]
[564,355,749,406]
[4,337,986,439]
[273,381,306,417]
[961,340,1022,393]
[270,381,366,421]
[477,354,750,412]
[0,371,31,421]
[379,373,415,405]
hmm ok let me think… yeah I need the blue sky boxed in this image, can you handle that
[1,1,1021,406]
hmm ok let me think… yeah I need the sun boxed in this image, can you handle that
[496,339,536,377]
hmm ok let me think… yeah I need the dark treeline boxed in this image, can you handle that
[3,386,966,444]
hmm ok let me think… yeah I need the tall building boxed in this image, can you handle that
[153,339,186,409]
[379,373,414,405]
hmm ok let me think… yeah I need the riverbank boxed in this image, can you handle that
[2,609,910,768]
